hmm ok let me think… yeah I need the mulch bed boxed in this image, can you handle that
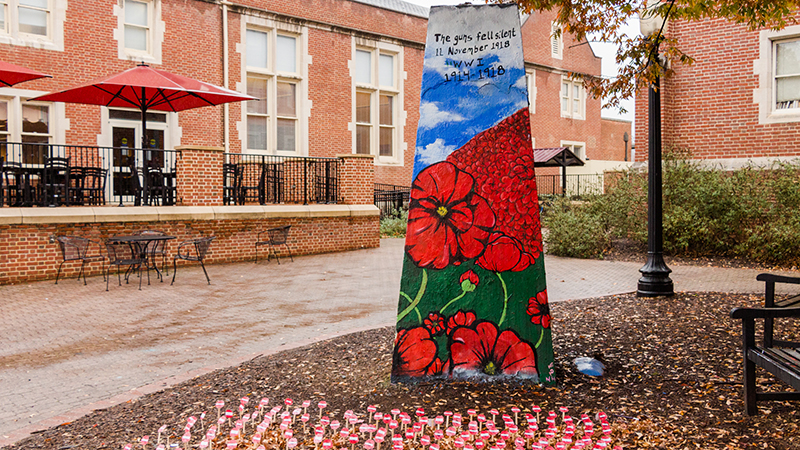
[5,291,800,450]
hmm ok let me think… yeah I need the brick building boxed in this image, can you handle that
[0,0,628,190]
[634,12,800,167]
[521,10,632,178]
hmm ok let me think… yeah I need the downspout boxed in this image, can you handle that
[222,0,231,154]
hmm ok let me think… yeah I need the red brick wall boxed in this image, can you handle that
[338,154,375,204]
[176,146,224,206]
[0,214,379,285]
[598,118,632,161]
[529,69,603,152]
[521,10,607,162]
[0,0,225,148]
[521,10,603,76]
[635,13,800,162]
[307,27,352,160]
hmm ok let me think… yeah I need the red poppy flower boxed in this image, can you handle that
[450,321,538,379]
[406,162,496,269]
[423,312,446,336]
[426,357,450,377]
[392,327,438,377]
[459,269,480,292]
[527,290,551,329]
[475,232,534,273]
[446,310,477,336]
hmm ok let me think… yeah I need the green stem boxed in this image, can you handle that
[400,291,422,323]
[439,290,467,314]
[535,326,545,349]
[397,269,428,323]
[498,272,509,326]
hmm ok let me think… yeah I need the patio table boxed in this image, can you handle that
[108,234,176,282]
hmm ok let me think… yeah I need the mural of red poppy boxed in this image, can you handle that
[527,290,551,329]
[392,327,438,378]
[392,4,554,385]
[450,321,538,379]
[476,232,534,273]
[405,161,495,270]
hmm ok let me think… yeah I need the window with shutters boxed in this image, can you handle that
[551,22,563,60]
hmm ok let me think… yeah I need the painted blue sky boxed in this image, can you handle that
[413,4,529,179]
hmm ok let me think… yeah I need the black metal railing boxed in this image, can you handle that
[374,183,410,217]
[0,142,178,207]
[535,173,604,197]
[223,153,340,205]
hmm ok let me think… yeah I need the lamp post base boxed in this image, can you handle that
[637,253,674,297]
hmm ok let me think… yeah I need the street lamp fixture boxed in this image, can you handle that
[637,1,674,297]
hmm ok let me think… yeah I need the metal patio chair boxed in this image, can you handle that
[43,156,70,206]
[171,236,215,285]
[55,236,106,285]
[82,167,108,205]
[105,240,148,291]
[255,225,293,264]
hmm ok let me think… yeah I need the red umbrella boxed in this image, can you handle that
[0,61,51,87]
[32,63,256,147]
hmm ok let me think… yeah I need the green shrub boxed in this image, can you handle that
[543,197,611,259]
[380,209,408,238]
[545,149,800,265]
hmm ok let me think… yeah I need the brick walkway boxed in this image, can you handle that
[1,239,796,446]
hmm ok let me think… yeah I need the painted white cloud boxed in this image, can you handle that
[416,138,458,165]
[419,101,466,129]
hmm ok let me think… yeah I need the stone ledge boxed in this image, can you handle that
[0,204,379,225]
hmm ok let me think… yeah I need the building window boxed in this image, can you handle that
[123,0,149,52]
[115,0,162,63]
[561,141,586,161]
[551,22,563,60]
[755,26,800,124]
[775,38,800,111]
[561,78,584,119]
[0,0,50,38]
[354,46,400,161]
[245,28,300,154]
[0,98,51,164]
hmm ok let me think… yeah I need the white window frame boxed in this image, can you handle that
[351,38,405,165]
[560,77,585,120]
[114,0,164,64]
[754,24,800,124]
[239,18,307,156]
[0,0,65,51]
[551,22,563,60]
[561,140,586,161]
[0,87,66,164]
[526,69,536,114]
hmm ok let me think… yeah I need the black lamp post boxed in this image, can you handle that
[637,2,674,297]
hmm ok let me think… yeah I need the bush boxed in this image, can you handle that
[380,209,408,238]
[542,197,611,259]
[543,149,800,265]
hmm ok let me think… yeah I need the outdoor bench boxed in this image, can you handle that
[730,273,800,415]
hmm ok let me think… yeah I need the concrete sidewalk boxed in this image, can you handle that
[1,238,796,446]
